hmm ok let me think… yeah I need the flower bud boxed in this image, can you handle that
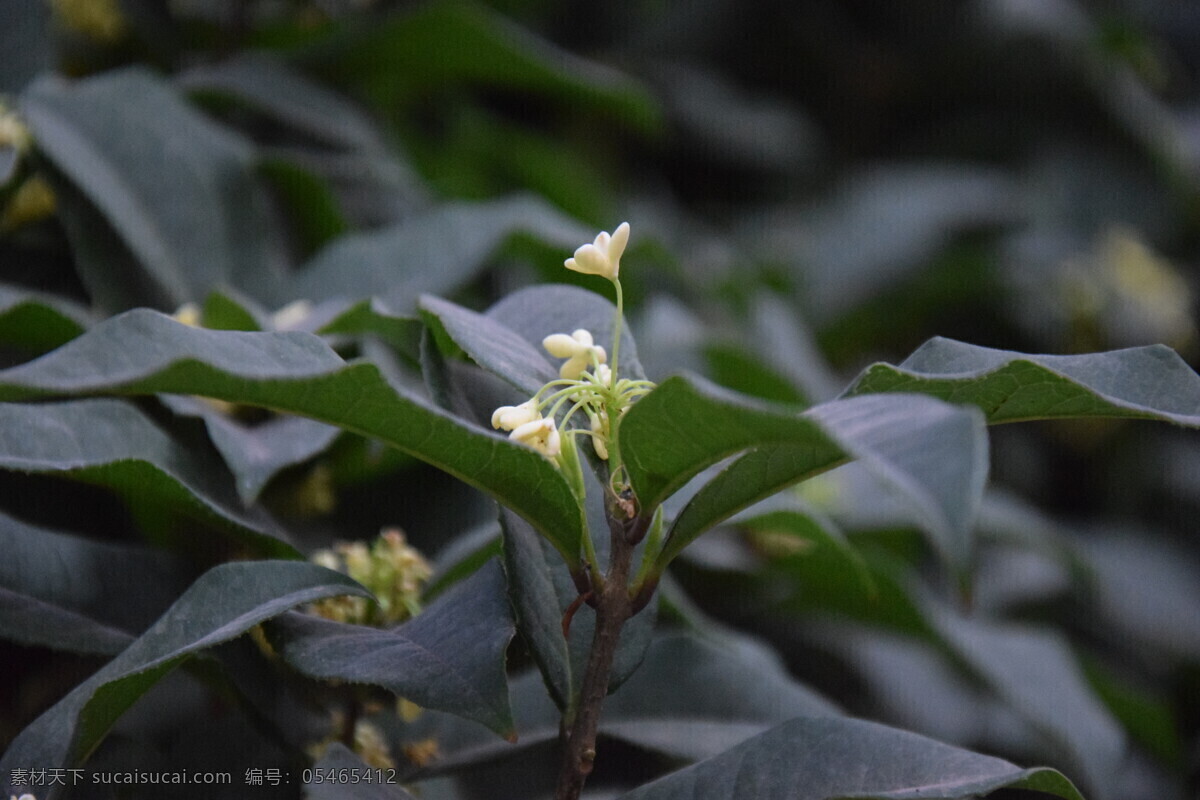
[564,222,630,281]
[492,399,541,431]
[509,417,562,458]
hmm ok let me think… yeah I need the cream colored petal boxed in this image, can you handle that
[543,333,583,358]
[608,222,630,260]
[560,354,591,380]
[492,399,540,430]
[567,244,611,277]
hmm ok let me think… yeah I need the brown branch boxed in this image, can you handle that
[553,508,649,800]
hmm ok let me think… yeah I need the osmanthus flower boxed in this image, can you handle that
[543,329,607,380]
[589,411,610,460]
[509,417,562,459]
[564,222,630,281]
[495,222,654,472]
[492,399,541,431]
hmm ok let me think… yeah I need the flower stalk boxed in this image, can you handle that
[492,222,657,800]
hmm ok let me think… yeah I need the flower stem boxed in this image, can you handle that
[609,278,624,386]
[553,505,648,800]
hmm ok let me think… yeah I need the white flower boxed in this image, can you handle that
[543,329,607,380]
[491,399,541,431]
[590,412,609,460]
[509,417,561,458]
[592,363,613,385]
[564,222,630,280]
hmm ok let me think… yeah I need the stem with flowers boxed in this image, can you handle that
[489,223,660,800]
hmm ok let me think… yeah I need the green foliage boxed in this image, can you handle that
[3,2,1200,799]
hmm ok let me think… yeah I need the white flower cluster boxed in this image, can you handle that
[493,223,652,468]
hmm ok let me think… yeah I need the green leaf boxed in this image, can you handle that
[597,631,840,761]
[0,560,370,791]
[626,378,987,574]
[814,625,1014,749]
[0,510,189,656]
[202,289,266,331]
[259,157,349,255]
[732,501,874,600]
[286,195,588,311]
[1074,529,1200,663]
[499,507,580,711]
[160,395,341,504]
[178,53,386,151]
[21,68,273,310]
[307,1,660,131]
[312,298,423,352]
[269,559,515,737]
[845,336,1200,424]
[618,716,1083,800]
[500,508,656,712]
[0,398,296,557]
[420,295,557,396]
[0,309,584,565]
[408,629,839,770]
[929,609,1127,795]
[0,284,90,355]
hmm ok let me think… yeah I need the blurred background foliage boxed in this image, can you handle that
[3,0,1200,798]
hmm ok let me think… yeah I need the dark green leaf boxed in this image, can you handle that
[732,501,874,599]
[814,625,1019,749]
[202,289,266,331]
[0,398,296,556]
[0,510,190,655]
[845,336,1200,424]
[0,560,370,793]
[21,68,273,310]
[746,293,840,403]
[0,284,90,355]
[500,508,656,712]
[420,294,557,396]
[499,507,579,711]
[159,394,341,504]
[412,629,839,770]
[1074,530,1200,663]
[178,53,385,151]
[598,631,839,760]
[426,520,502,598]
[754,165,1016,322]
[308,2,660,131]
[929,608,1126,796]
[312,297,422,352]
[618,716,1083,800]
[270,559,515,737]
[0,309,585,565]
[287,195,588,311]
[776,541,933,637]
[259,157,349,255]
[626,379,987,574]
